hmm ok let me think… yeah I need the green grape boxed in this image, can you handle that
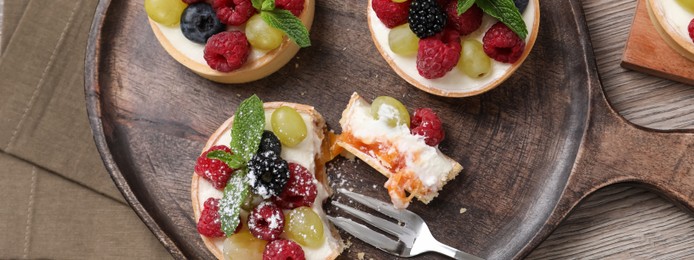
[271,106,308,147]
[371,96,410,128]
[676,0,694,14]
[246,14,285,50]
[458,39,491,78]
[144,0,187,26]
[392,0,408,3]
[223,229,267,259]
[388,23,419,56]
[284,207,324,247]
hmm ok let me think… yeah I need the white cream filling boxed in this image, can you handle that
[197,109,336,259]
[154,22,268,66]
[655,0,694,47]
[342,98,453,189]
[368,0,536,94]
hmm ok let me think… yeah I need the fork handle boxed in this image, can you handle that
[431,240,485,260]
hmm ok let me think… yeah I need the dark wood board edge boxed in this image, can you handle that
[83,0,694,259]
[620,0,694,85]
[516,0,694,258]
[85,0,187,259]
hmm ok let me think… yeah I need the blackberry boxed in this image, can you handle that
[259,130,282,155]
[408,0,447,38]
[180,3,225,44]
[247,150,289,199]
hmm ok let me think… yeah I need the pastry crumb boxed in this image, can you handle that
[344,239,352,249]
[357,252,365,260]
[460,208,467,214]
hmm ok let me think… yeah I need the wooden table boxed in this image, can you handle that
[528,0,694,258]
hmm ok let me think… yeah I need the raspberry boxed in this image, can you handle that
[204,31,250,72]
[273,163,317,209]
[247,150,290,199]
[212,0,255,26]
[408,0,447,38]
[445,2,483,36]
[372,0,411,28]
[248,201,285,241]
[276,0,304,17]
[263,239,306,260]
[195,145,235,189]
[197,198,224,237]
[410,108,445,146]
[182,0,204,4]
[436,0,451,9]
[689,19,694,43]
[416,29,461,79]
[483,22,525,63]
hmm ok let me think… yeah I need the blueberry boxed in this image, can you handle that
[259,130,282,155]
[180,3,225,44]
[513,0,528,13]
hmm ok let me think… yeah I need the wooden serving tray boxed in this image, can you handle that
[85,0,694,259]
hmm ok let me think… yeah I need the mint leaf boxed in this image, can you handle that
[206,150,245,169]
[476,0,528,39]
[251,0,263,10]
[457,0,475,15]
[261,0,275,11]
[218,169,250,237]
[230,95,265,162]
[261,10,311,48]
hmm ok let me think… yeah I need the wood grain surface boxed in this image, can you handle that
[529,0,694,258]
[621,0,694,86]
[84,0,694,259]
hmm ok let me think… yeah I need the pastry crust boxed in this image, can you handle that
[337,93,463,205]
[191,102,343,259]
[149,0,315,83]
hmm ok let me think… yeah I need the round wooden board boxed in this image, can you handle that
[85,0,694,259]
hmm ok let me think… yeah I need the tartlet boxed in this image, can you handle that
[646,0,694,62]
[148,0,315,83]
[367,0,540,97]
[192,101,343,259]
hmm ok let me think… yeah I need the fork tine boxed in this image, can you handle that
[326,216,401,253]
[338,188,420,223]
[332,200,415,240]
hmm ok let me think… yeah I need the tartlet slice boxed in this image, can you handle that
[337,93,463,208]
[192,102,343,259]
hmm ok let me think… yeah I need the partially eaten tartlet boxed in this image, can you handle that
[191,95,343,259]
[337,93,463,208]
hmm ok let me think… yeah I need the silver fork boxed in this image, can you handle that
[327,188,484,260]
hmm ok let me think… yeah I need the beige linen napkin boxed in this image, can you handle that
[0,0,171,258]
